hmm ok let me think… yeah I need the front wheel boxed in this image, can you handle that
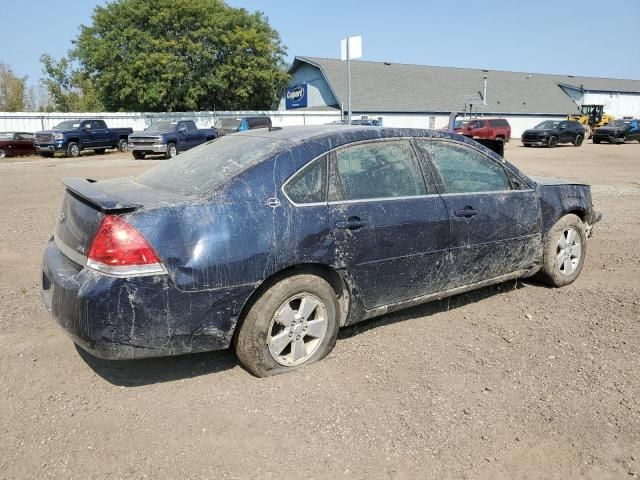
[66,142,80,158]
[0,148,6,159]
[234,274,340,377]
[165,143,178,159]
[548,136,558,148]
[538,214,587,287]
[117,139,129,152]
[573,135,583,147]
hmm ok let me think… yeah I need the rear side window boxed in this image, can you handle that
[329,140,427,201]
[94,120,107,129]
[488,119,509,127]
[417,139,511,194]
[284,156,327,204]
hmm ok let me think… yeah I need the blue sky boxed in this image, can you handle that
[1,0,639,87]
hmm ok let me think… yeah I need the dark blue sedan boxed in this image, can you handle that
[42,126,601,376]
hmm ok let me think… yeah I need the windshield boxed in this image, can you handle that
[609,120,629,128]
[534,120,560,129]
[214,118,242,130]
[53,120,81,130]
[454,120,470,129]
[137,134,287,196]
[145,121,177,132]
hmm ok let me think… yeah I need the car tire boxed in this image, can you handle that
[548,136,558,148]
[573,135,583,147]
[66,142,80,158]
[0,148,6,159]
[132,151,145,160]
[117,139,129,152]
[538,214,587,287]
[94,149,106,155]
[234,274,340,377]
[165,143,177,159]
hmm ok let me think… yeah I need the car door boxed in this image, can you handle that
[327,138,451,309]
[187,121,203,149]
[92,120,110,147]
[175,122,189,151]
[415,138,542,289]
[556,121,572,143]
[15,133,34,154]
[80,121,94,147]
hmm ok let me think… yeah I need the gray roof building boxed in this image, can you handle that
[281,56,640,116]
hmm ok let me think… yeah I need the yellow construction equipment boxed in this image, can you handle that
[569,105,615,139]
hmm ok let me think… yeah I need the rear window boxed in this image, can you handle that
[137,134,286,196]
[488,119,509,126]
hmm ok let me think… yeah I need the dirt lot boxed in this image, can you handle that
[1,141,639,479]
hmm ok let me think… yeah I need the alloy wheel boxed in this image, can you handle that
[267,293,328,366]
[556,227,582,276]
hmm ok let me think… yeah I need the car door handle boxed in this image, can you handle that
[335,217,366,230]
[454,206,478,218]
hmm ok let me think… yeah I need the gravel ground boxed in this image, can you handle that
[0,141,639,479]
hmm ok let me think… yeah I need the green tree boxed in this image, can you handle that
[40,54,104,112]
[0,63,27,111]
[73,0,289,112]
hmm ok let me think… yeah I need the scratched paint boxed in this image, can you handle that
[41,126,601,360]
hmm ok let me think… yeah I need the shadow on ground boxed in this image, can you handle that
[77,345,238,387]
[80,279,537,386]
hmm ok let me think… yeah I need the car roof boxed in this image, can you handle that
[236,125,441,143]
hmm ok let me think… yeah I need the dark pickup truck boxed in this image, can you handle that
[127,120,218,159]
[35,119,133,158]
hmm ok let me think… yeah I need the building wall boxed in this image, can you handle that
[583,92,640,118]
[277,64,339,111]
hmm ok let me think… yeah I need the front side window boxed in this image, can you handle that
[418,139,511,194]
[284,156,327,204]
[329,140,427,201]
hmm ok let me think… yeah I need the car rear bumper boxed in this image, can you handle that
[41,238,254,360]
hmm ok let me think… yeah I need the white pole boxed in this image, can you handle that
[347,39,352,125]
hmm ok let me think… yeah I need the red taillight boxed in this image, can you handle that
[86,215,165,276]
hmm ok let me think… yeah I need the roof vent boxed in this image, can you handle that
[384,61,391,66]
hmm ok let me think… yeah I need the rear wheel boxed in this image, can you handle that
[66,142,80,158]
[132,151,145,160]
[548,136,558,148]
[573,135,583,147]
[234,274,340,377]
[165,142,177,159]
[538,214,586,287]
[117,139,129,152]
[0,148,6,159]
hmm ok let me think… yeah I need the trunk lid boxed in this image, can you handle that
[54,177,184,266]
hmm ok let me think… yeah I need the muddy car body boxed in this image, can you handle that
[42,126,601,376]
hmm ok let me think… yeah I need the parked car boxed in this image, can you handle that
[592,118,640,144]
[214,116,272,136]
[0,132,36,158]
[128,120,218,159]
[521,120,586,147]
[42,126,601,376]
[35,120,133,158]
[459,118,511,142]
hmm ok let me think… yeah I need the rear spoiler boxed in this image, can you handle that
[62,177,141,212]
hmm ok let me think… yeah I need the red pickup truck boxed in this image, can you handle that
[458,118,511,142]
